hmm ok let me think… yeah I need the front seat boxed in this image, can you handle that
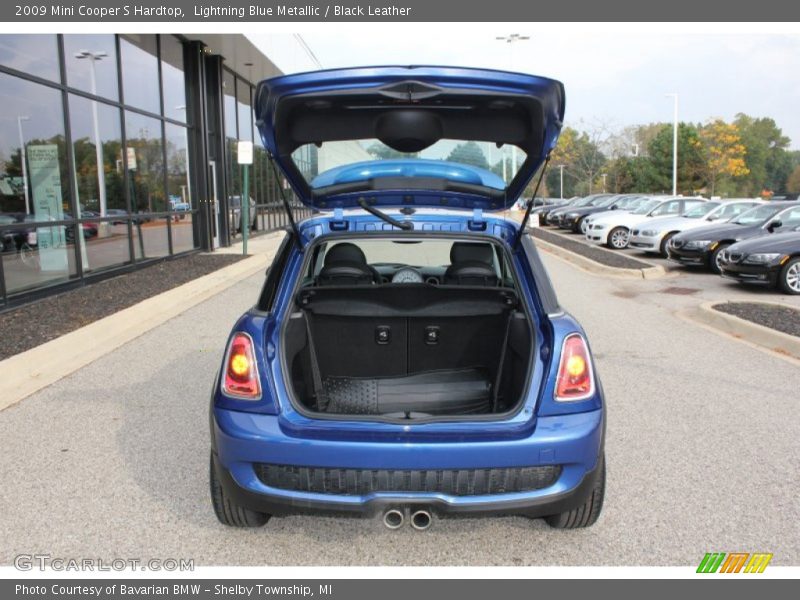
[317,243,378,286]
[443,242,499,286]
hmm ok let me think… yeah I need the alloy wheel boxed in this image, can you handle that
[610,228,629,249]
[787,262,800,292]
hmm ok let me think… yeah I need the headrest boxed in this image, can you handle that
[449,242,494,265]
[324,243,367,266]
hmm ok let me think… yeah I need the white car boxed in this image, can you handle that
[628,199,763,257]
[584,196,706,249]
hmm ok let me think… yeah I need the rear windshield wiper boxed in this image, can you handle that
[358,198,413,230]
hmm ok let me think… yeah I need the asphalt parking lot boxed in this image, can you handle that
[1,247,799,566]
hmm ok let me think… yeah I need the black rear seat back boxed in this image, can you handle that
[317,242,377,286]
[443,242,499,286]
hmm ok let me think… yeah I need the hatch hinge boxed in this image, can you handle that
[268,153,306,249]
[513,154,551,250]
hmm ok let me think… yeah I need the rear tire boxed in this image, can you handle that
[210,452,270,527]
[710,243,729,275]
[545,453,605,529]
[779,257,800,295]
[607,227,629,250]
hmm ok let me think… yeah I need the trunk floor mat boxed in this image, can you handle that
[323,368,492,415]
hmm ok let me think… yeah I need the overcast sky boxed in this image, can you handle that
[250,31,800,149]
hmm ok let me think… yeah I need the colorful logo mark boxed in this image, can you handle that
[697,552,773,573]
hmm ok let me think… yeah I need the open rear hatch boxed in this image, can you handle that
[254,66,565,213]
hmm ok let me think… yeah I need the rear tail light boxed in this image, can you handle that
[555,334,594,401]
[222,332,261,400]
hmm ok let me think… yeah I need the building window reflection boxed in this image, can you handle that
[0,72,76,294]
[120,34,160,115]
[63,35,119,101]
[161,35,187,123]
[0,35,59,81]
[68,94,131,273]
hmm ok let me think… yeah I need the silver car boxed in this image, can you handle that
[628,199,763,257]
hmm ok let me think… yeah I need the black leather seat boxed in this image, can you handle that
[443,242,499,286]
[317,243,377,286]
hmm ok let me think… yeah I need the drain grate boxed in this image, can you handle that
[660,286,700,295]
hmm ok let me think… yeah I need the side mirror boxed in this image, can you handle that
[768,219,782,232]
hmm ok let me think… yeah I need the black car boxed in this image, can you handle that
[538,195,581,225]
[559,194,647,233]
[667,201,800,274]
[546,193,613,227]
[718,229,800,294]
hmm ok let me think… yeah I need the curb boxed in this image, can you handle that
[680,300,800,364]
[0,252,273,412]
[535,237,667,280]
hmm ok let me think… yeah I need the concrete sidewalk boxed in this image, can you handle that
[0,230,285,411]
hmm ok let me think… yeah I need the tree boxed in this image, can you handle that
[648,123,705,194]
[733,114,791,195]
[569,120,609,195]
[446,141,490,170]
[787,165,800,194]
[699,119,749,196]
[546,127,579,197]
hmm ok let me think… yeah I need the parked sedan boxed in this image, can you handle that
[628,199,761,257]
[547,193,613,227]
[561,194,648,234]
[667,201,800,273]
[537,196,580,225]
[585,196,706,249]
[718,229,800,294]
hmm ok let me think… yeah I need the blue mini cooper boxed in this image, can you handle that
[210,66,606,530]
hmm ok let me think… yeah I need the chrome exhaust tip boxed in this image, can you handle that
[383,509,404,530]
[410,509,432,531]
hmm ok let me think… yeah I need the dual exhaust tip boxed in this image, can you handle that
[383,508,432,531]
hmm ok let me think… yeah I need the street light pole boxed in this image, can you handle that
[557,164,565,199]
[601,173,607,193]
[496,34,530,178]
[75,50,108,219]
[16,115,30,214]
[666,93,678,195]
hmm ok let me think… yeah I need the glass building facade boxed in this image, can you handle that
[0,34,310,307]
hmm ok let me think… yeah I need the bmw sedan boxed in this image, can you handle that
[718,229,800,294]
[667,201,800,274]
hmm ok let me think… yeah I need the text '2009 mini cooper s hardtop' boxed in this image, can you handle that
[210,67,606,531]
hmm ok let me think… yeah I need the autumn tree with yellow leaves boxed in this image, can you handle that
[699,120,750,196]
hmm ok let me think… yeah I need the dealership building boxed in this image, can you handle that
[0,33,314,308]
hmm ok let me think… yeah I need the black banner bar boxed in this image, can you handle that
[3,0,800,22]
[2,579,796,600]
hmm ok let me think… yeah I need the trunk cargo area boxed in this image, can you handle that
[283,285,533,418]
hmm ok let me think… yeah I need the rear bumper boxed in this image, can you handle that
[211,408,604,518]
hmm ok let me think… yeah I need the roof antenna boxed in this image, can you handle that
[513,154,551,251]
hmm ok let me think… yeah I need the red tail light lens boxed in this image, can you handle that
[555,334,594,401]
[222,332,261,400]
